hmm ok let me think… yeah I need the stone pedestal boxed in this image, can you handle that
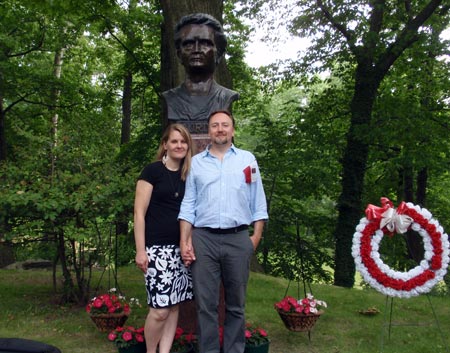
[192,134,210,153]
[177,284,226,334]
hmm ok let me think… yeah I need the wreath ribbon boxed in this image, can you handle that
[365,197,413,234]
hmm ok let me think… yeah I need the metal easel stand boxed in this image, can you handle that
[283,279,316,342]
[282,219,315,341]
[379,295,449,353]
[93,222,121,295]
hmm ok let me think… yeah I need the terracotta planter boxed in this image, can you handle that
[244,342,270,353]
[89,312,129,332]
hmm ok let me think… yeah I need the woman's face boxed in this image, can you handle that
[164,130,188,161]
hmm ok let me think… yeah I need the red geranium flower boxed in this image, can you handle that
[244,322,270,347]
[108,326,145,349]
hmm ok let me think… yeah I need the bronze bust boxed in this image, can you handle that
[162,13,239,133]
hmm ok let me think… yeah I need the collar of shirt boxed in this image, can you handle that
[202,143,237,158]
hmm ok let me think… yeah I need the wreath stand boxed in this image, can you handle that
[277,220,320,341]
[93,223,122,295]
[378,239,449,353]
[379,294,449,353]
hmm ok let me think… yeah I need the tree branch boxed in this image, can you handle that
[5,21,46,58]
[316,0,357,53]
[376,0,446,76]
[101,15,162,98]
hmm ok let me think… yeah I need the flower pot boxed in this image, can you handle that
[118,342,146,353]
[244,342,270,353]
[89,312,129,332]
[276,309,323,332]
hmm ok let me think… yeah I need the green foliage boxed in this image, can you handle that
[237,81,346,283]
[0,0,164,303]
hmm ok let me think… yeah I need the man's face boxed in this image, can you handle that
[177,24,217,74]
[208,112,234,146]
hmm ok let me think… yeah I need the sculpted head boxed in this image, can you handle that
[174,13,227,68]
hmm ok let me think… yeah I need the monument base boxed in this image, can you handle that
[177,284,226,334]
[177,129,223,334]
[192,134,210,153]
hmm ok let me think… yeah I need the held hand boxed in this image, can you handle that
[181,243,196,267]
[135,251,148,273]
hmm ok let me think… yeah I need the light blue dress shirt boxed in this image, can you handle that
[178,144,268,228]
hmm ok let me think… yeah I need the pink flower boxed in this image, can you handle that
[185,332,195,343]
[175,327,184,339]
[122,332,133,341]
[275,294,326,315]
[301,298,309,306]
[123,304,131,315]
[281,302,291,312]
[257,328,267,337]
[93,298,103,308]
[108,333,117,341]
[244,323,269,346]
[135,334,144,343]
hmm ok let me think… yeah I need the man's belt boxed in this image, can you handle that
[200,225,248,234]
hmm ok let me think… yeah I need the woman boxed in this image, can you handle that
[134,123,195,353]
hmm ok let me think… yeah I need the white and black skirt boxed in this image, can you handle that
[145,245,193,308]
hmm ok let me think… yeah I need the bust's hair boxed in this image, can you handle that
[174,13,227,62]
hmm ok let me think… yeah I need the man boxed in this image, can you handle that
[178,111,268,353]
[162,13,239,132]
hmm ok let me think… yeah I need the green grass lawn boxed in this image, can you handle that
[0,266,449,353]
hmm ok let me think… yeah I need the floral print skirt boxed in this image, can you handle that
[145,245,193,308]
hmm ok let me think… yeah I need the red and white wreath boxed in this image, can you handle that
[352,197,450,298]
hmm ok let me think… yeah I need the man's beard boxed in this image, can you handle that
[212,135,229,145]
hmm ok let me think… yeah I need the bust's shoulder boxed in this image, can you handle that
[162,85,185,99]
[211,81,239,100]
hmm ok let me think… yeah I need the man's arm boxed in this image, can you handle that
[180,220,195,266]
[249,220,265,250]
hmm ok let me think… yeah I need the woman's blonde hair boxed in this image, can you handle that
[155,123,195,181]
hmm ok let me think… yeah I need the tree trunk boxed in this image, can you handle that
[416,168,427,205]
[333,65,379,288]
[0,72,14,268]
[57,229,76,303]
[120,0,136,145]
[50,48,64,181]
[0,85,6,161]
[117,0,138,238]
[404,168,428,264]
[121,70,132,144]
